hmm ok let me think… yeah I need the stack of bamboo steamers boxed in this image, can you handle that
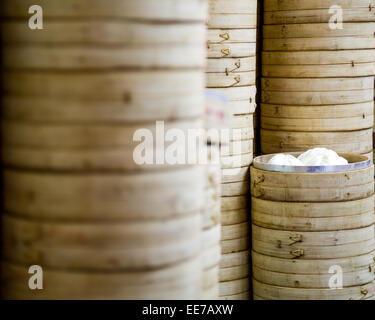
[251,0,375,300]
[0,0,208,299]
[260,0,375,158]
[206,0,258,300]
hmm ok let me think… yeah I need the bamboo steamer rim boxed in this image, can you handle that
[1,21,207,45]
[253,152,370,173]
[263,23,375,39]
[221,236,250,254]
[221,166,250,183]
[252,279,375,300]
[221,180,250,197]
[264,0,375,11]
[219,264,250,282]
[221,221,249,241]
[221,209,248,227]
[221,195,248,211]
[220,250,250,269]
[1,0,208,21]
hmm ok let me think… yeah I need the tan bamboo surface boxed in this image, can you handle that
[1,0,209,300]
[250,156,375,300]
[260,0,375,157]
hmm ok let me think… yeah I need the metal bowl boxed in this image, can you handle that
[253,152,371,173]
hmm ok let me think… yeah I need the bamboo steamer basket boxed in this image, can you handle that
[262,63,375,78]
[2,21,206,45]
[264,0,375,11]
[221,209,248,226]
[207,29,257,44]
[264,23,375,39]
[206,71,256,88]
[222,166,250,183]
[1,0,208,21]
[251,161,374,202]
[221,237,249,254]
[208,14,257,29]
[262,77,374,92]
[221,222,249,241]
[263,50,375,65]
[1,119,202,171]
[221,153,253,169]
[252,196,375,231]
[252,224,375,260]
[219,278,250,296]
[252,252,375,289]
[261,102,374,132]
[260,128,373,155]
[263,38,375,51]
[213,86,257,102]
[2,213,202,270]
[220,250,250,269]
[3,45,206,70]
[222,291,250,300]
[264,8,375,24]
[207,43,256,58]
[221,140,253,157]
[221,181,250,197]
[210,0,258,14]
[223,100,256,118]
[1,258,201,300]
[3,167,204,221]
[253,279,375,300]
[221,196,248,211]
[219,264,250,282]
[206,57,256,73]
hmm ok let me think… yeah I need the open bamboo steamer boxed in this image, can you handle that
[1,0,209,21]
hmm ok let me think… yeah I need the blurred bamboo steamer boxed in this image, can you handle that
[1,0,208,300]
[250,154,375,300]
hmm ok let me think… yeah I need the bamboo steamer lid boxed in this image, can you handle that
[1,0,208,21]
[3,167,204,221]
[220,291,250,300]
[208,14,257,29]
[2,119,203,171]
[2,213,202,270]
[3,46,206,70]
[263,37,375,51]
[252,196,375,231]
[222,209,248,226]
[206,71,256,88]
[261,102,374,132]
[262,62,375,78]
[2,21,206,45]
[253,279,375,300]
[207,29,257,43]
[221,237,249,254]
[264,0,375,11]
[1,259,201,300]
[222,166,250,183]
[3,70,204,101]
[222,181,249,197]
[262,50,375,65]
[219,278,250,296]
[221,222,249,241]
[220,250,250,269]
[221,196,248,211]
[202,225,221,250]
[202,245,222,270]
[252,224,375,259]
[219,264,250,282]
[252,250,375,275]
[221,153,253,169]
[264,23,375,39]
[202,265,219,289]
[206,57,256,73]
[262,77,374,92]
[251,163,374,202]
[260,129,373,155]
[210,0,258,14]
[221,140,253,157]
[264,8,375,24]
[207,43,256,58]
[200,284,219,300]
